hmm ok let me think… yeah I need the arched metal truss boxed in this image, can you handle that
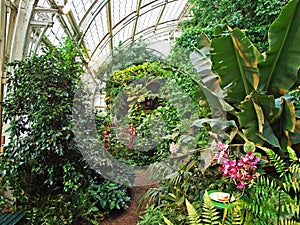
[0,0,192,147]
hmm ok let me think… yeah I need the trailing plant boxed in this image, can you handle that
[0,40,130,224]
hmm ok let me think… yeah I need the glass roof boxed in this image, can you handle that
[30,0,191,65]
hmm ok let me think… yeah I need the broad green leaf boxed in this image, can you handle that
[252,102,264,133]
[255,97,296,149]
[198,82,234,112]
[258,0,300,96]
[252,92,281,123]
[258,121,281,149]
[281,98,296,132]
[237,97,264,145]
[192,118,237,141]
[196,33,210,50]
[190,48,233,112]
[190,49,225,98]
[211,28,261,103]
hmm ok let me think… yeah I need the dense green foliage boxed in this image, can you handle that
[0,40,130,224]
[138,0,300,224]
[290,87,300,111]
[100,61,210,166]
[190,0,300,154]
[177,0,288,52]
[140,147,299,225]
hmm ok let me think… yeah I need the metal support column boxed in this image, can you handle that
[0,0,7,152]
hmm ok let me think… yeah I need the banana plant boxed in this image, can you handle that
[190,0,300,153]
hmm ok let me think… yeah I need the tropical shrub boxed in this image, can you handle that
[139,136,300,224]
[0,40,130,224]
[190,0,300,156]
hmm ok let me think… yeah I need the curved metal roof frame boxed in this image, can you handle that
[32,0,191,64]
[0,0,192,147]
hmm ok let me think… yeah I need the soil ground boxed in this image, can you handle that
[100,170,159,225]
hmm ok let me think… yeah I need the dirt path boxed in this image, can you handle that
[100,170,159,225]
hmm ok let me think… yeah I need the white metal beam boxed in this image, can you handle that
[0,0,7,148]
[106,0,113,56]
[10,0,36,61]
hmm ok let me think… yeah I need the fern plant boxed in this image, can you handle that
[236,147,300,224]
[199,192,221,225]
[156,147,300,225]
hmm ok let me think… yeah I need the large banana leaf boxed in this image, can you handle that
[190,50,224,98]
[190,33,224,97]
[237,95,265,145]
[237,91,295,149]
[211,28,261,103]
[189,0,299,151]
[258,0,300,97]
[190,39,234,114]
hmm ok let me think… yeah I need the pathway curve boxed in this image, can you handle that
[100,170,159,225]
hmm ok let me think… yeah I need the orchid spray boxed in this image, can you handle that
[212,141,260,190]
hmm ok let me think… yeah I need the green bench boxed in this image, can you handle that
[0,211,26,225]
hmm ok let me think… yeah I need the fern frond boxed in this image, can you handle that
[260,147,288,175]
[231,206,243,225]
[185,199,201,225]
[243,212,265,225]
[282,175,300,194]
[239,176,279,221]
[289,163,300,176]
[282,202,300,219]
[277,191,300,220]
[199,191,221,225]
[278,218,300,225]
